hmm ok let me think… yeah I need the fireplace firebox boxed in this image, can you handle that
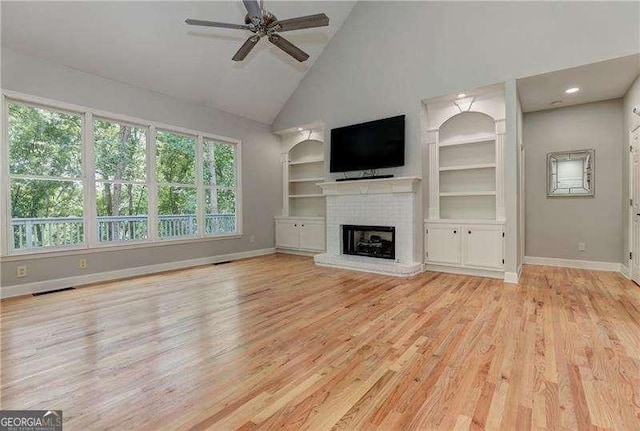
[342,225,395,260]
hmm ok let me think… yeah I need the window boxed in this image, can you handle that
[2,93,241,256]
[203,139,237,234]
[156,130,198,238]
[94,118,149,243]
[8,102,84,251]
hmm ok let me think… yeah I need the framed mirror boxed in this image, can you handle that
[547,149,595,197]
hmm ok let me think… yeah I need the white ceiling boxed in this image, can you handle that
[518,54,640,113]
[1,1,356,124]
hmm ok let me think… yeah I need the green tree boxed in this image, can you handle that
[8,103,84,248]
[94,119,147,217]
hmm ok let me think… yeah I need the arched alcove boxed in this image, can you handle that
[289,139,323,163]
[439,111,495,144]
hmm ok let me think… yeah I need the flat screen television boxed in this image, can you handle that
[330,115,405,173]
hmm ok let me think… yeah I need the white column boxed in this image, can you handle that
[427,129,439,220]
[495,119,506,222]
[281,153,289,216]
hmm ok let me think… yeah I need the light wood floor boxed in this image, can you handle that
[1,254,639,430]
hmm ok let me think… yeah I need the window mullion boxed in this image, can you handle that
[84,111,97,248]
[196,135,205,237]
[235,142,242,235]
[0,95,9,256]
[148,125,158,241]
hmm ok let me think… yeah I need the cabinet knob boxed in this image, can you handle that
[453,230,457,234]
[294,224,298,227]
[468,230,472,234]
[301,224,305,227]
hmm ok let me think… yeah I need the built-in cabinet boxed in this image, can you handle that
[425,223,503,270]
[423,85,506,277]
[274,129,326,254]
[275,217,325,252]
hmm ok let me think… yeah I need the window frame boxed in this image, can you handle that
[0,90,243,258]
[93,115,151,245]
[4,97,86,253]
[202,138,240,236]
[155,128,199,240]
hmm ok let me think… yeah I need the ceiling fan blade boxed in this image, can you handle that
[232,35,260,61]
[243,0,262,18]
[271,13,329,32]
[268,34,309,62]
[185,19,249,30]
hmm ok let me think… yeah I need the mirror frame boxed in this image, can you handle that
[547,149,595,197]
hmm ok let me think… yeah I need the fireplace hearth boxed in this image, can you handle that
[342,225,395,260]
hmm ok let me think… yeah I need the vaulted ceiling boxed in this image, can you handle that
[1,1,356,124]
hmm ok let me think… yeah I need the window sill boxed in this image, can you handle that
[0,233,243,262]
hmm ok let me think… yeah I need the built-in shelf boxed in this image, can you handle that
[439,163,496,172]
[289,194,324,198]
[438,134,496,147]
[289,177,324,183]
[439,191,496,197]
[286,138,325,218]
[289,158,324,166]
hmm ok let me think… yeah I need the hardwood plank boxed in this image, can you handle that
[1,255,639,430]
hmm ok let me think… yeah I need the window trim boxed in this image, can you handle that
[1,90,243,258]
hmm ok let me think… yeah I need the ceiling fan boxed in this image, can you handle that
[185,0,329,62]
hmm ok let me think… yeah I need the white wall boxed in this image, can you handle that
[272,1,639,273]
[0,49,282,288]
[623,74,640,269]
[523,100,624,263]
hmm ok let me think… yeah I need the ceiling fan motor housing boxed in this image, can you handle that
[245,11,278,36]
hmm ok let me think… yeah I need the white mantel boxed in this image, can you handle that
[314,176,422,277]
[317,176,420,196]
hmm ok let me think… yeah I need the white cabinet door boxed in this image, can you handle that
[463,225,503,269]
[426,224,461,265]
[299,223,325,251]
[275,220,299,249]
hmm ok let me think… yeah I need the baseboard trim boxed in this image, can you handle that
[424,264,504,280]
[620,264,630,279]
[504,271,519,284]
[1,248,276,299]
[275,248,322,257]
[524,256,621,272]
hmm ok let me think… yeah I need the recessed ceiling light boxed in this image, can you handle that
[297,127,304,131]
[565,87,580,94]
[457,93,466,98]
[551,100,563,106]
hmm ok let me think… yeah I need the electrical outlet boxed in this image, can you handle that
[16,265,27,278]
[78,258,88,269]
[578,243,586,252]
[250,235,256,243]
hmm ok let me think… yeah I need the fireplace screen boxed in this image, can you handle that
[342,225,395,260]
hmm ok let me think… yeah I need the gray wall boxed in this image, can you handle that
[523,100,623,263]
[623,74,640,269]
[272,1,639,273]
[0,49,282,288]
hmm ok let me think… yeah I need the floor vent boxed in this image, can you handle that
[213,261,232,265]
[33,287,76,296]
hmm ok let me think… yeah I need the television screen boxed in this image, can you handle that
[330,115,405,173]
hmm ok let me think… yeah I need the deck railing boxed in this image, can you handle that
[11,214,236,250]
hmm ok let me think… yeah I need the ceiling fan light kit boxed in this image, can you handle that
[186,0,329,62]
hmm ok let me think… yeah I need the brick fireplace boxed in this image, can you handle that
[314,177,422,277]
